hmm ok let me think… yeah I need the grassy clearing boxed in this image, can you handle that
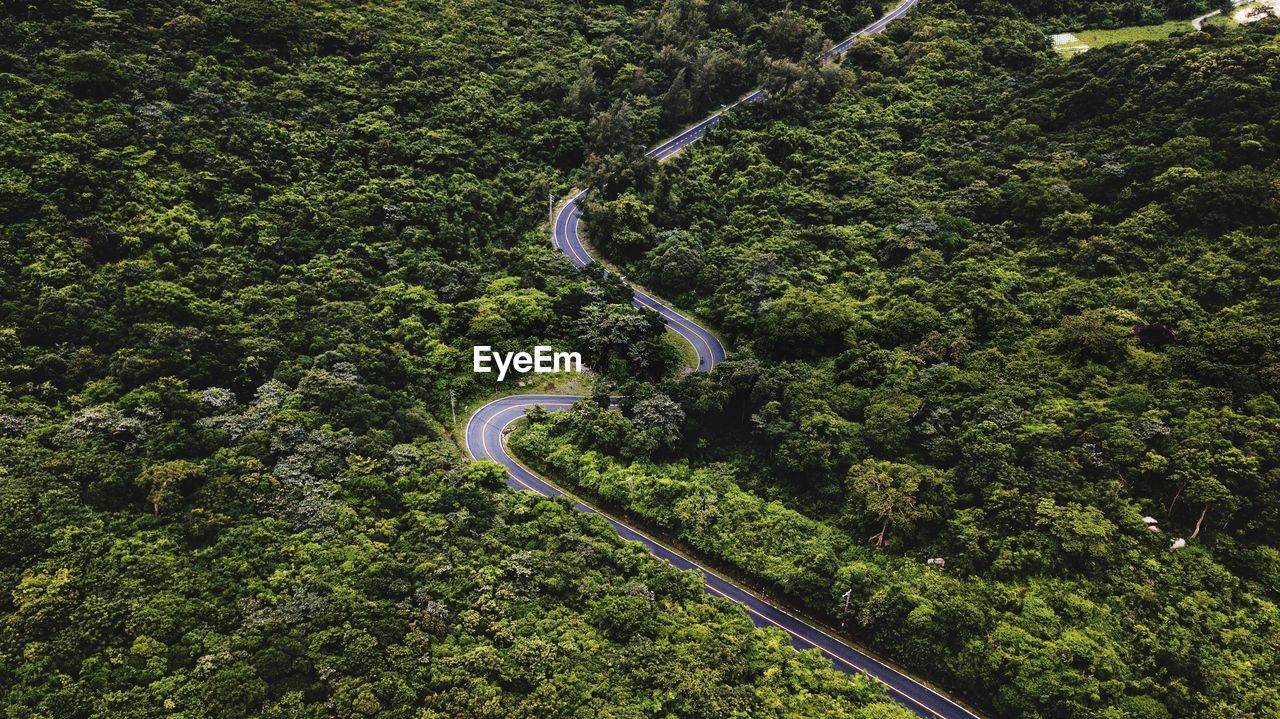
[1072,20,1195,47]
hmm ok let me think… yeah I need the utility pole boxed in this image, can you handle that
[449,389,456,426]
[840,588,853,628]
[549,192,554,226]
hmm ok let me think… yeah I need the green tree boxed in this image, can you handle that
[134,460,201,515]
[845,460,929,547]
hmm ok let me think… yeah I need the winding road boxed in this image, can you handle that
[1191,0,1251,30]
[553,188,727,370]
[467,2,981,717]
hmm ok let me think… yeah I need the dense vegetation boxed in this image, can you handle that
[520,4,1280,718]
[0,0,919,716]
[1007,0,1216,29]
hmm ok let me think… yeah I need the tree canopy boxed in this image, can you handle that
[0,0,913,716]
[513,3,1280,717]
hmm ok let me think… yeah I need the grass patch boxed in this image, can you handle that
[664,326,701,374]
[1072,20,1195,47]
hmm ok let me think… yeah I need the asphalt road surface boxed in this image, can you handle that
[468,2,982,717]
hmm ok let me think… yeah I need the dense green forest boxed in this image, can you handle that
[1008,0,1216,29]
[518,3,1280,718]
[0,0,920,716]
[5,0,1278,716]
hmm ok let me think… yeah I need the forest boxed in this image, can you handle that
[2,0,1277,717]
[0,0,923,716]
[515,1,1280,717]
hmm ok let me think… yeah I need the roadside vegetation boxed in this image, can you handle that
[518,2,1280,717]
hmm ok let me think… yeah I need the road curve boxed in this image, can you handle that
[469,2,981,718]
[465,397,979,719]
[1191,0,1248,29]
[555,0,918,368]
[554,188,727,370]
